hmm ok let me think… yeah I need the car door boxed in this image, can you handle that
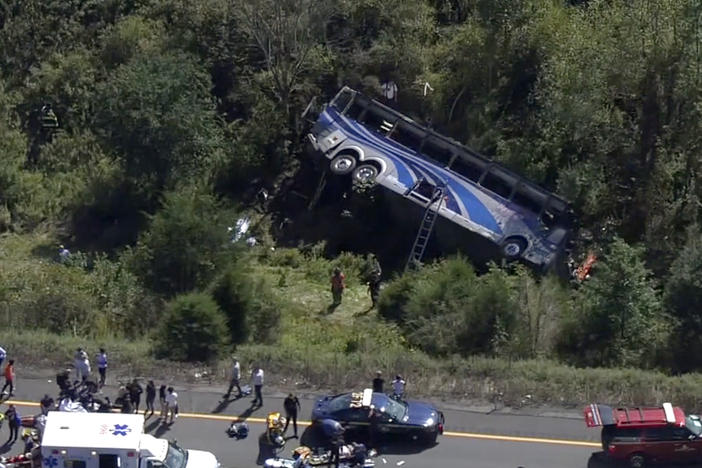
[668,426,699,463]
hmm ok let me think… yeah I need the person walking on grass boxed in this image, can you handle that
[223,358,242,399]
[145,381,156,418]
[330,267,346,306]
[1,360,15,397]
[165,387,178,424]
[283,393,301,438]
[96,348,107,388]
[251,367,264,407]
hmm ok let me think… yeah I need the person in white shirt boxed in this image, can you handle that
[79,350,91,382]
[0,346,6,368]
[381,80,398,103]
[251,367,264,407]
[74,348,86,381]
[392,375,406,400]
[96,348,107,388]
[165,387,178,424]
[224,358,242,399]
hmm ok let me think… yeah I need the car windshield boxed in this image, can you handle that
[686,415,702,436]
[372,394,407,421]
[328,394,353,413]
[163,443,188,468]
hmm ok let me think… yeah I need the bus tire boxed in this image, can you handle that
[352,164,379,184]
[330,153,357,175]
[501,237,527,260]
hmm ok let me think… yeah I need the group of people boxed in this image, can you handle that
[330,255,383,309]
[72,347,108,387]
[372,371,406,399]
[115,379,179,424]
[223,359,265,408]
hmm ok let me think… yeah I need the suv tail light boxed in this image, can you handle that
[608,444,616,453]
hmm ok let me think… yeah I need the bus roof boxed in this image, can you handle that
[42,412,145,450]
[338,86,571,210]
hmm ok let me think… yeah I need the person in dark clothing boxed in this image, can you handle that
[128,379,143,413]
[5,405,20,443]
[120,395,133,414]
[283,393,301,438]
[330,268,346,306]
[145,381,156,417]
[159,384,167,420]
[367,270,381,309]
[368,407,381,451]
[329,436,342,468]
[372,371,384,393]
[40,394,54,415]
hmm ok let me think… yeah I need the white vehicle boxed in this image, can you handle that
[40,412,220,468]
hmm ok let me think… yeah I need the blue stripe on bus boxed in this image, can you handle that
[328,111,502,234]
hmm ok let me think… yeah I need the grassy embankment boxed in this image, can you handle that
[3,232,702,411]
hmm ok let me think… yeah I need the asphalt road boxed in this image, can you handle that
[1,375,605,468]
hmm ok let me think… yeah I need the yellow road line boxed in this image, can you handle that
[7,399,599,448]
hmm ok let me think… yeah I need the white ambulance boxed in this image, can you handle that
[40,412,220,468]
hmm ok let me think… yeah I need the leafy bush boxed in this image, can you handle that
[130,187,229,296]
[154,292,229,362]
[210,261,254,345]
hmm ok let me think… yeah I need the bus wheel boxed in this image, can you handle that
[501,237,527,260]
[330,154,357,175]
[352,164,379,184]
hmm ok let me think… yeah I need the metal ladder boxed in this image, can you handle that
[405,184,445,271]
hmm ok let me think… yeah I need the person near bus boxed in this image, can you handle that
[330,267,346,305]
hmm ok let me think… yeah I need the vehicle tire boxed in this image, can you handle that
[352,164,379,184]
[628,453,646,468]
[330,153,357,175]
[501,236,528,260]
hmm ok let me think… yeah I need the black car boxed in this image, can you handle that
[311,389,444,444]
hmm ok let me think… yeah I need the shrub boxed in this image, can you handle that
[210,262,254,345]
[154,292,229,362]
[130,186,229,296]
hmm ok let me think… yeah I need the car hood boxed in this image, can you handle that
[311,396,333,420]
[405,401,440,427]
[185,449,219,468]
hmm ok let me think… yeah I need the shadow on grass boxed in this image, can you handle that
[30,242,59,262]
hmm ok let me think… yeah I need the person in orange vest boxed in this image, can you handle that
[330,267,346,306]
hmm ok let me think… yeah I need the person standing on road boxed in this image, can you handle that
[1,359,15,397]
[128,379,143,414]
[368,407,381,451]
[5,404,20,444]
[145,381,156,418]
[283,393,301,438]
[159,384,167,420]
[330,268,346,306]
[165,387,178,424]
[74,348,84,381]
[40,394,54,415]
[372,371,384,393]
[391,375,406,400]
[224,358,242,399]
[96,348,107,388]
[0,345,6,369]
[251,367,264,407]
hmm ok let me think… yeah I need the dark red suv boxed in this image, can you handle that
[585,402,702,467]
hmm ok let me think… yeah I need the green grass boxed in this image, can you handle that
[5,234,702,411]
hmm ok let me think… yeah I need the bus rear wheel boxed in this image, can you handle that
[330,154,357,175]
[352,164,379,184]
[501,237,527,260]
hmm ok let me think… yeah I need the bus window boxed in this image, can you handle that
[421,137,454,166]
[512,183,547,215]
[481,167,515,199]
[361,105,396,135]
[344,98,366,120]
[541,198,568,228]
[390,121,424,151]
[450,152,487,182]
[331,89,354,113]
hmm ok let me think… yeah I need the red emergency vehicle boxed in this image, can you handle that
[584,402,702,467]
